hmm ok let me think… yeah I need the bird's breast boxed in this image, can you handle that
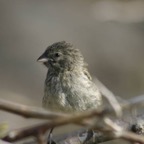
[42,72,102,113]
[43,74,74,112]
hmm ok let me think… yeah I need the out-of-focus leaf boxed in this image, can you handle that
[0,122,8,138]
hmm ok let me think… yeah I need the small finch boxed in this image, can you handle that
[37,41,102,113]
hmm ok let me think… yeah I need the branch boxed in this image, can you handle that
[1,94,144,144]
[0,99,67,119]
[0,94,144,121]
[94,78,122,117]
[3,115,144,144]
[104,118,144,144]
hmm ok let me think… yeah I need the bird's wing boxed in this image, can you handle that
[83,63,92,80]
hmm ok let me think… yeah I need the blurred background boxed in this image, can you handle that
[0,0,144,143]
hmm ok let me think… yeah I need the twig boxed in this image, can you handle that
[0,95,144,121]
[122,95,144,109]
[3,109,106,142]
[3,116,144,144]
[0,99,67,119]
[2,95,144,144]
[104,118,144,144]
[0,99,109,123]
[94,78,122,117]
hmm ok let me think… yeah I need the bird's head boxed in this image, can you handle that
[37,41,84,72]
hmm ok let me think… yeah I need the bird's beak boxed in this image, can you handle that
[37,53,48,62]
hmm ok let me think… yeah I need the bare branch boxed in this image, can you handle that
[104,118,144,144]
[2,94,144,144]
[122,95,144,109]
[94,78,122,117]
[1,94,144,121]
[0,99,67,119]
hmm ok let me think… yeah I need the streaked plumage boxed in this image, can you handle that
[37,41,102,113]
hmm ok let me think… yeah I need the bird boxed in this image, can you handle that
[37,41,102,113]
[37,41,102,143]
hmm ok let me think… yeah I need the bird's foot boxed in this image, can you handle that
[47,128,56,144]
[78,129,94,144]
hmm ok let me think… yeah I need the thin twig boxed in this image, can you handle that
[3,109,106,142]
[104,118,144,144]
[94,78,122,117]
[0,95,144,121]
[122,95,144,109]
[2,95,144,144]
[0,99,67,119]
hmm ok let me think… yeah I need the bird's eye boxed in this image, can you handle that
[54,53,60,57]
